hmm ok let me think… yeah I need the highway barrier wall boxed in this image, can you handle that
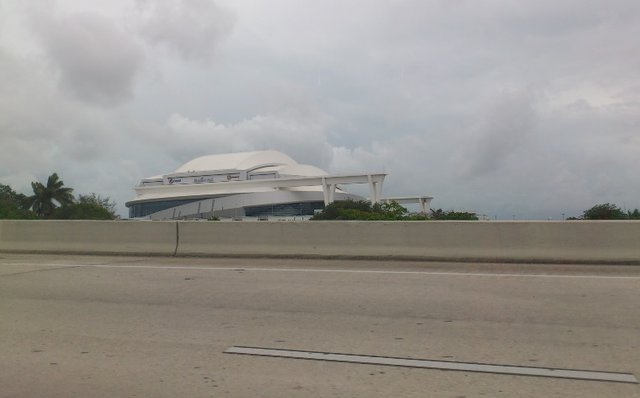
[176,221,640,263]
[0,220,177,256]
[1,220,640,263]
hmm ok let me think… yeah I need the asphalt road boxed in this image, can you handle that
[1,254,639,398]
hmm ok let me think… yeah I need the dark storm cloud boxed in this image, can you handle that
[137,0,234,62]
[36,12,143,106]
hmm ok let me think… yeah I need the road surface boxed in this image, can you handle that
[1,254,638,397]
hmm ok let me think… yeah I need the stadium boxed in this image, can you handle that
[126,150,431,220]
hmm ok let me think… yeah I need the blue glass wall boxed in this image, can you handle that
[244,201,325,217]
[128,198,201,218]
[129,199,325,218]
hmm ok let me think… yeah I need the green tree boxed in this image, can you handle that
[376,201,408,219]
[0,183,37,219]
[430,208,478,220]
[311,200,422,220]
[52,194,117,220]
[627,209,640,220]
[311,200,374,220]
[442,211,479,220]
[29,173,75,218]
[430,208,445,220]
[582,203,627,220]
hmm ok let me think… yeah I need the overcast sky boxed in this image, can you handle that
[1,0,639,219]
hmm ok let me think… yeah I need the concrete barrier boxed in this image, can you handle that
[1,220,639,263]
[176,220,640,263]
[0,220,177,256]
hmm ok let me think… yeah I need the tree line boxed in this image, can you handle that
[310,200,478,220]
[0,173,116,220]
[311,200,640,221]
[570,203,640,220]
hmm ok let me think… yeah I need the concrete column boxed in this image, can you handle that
[419,197,433,214]
[328,184,336,203]
[368,175,376,204]
[374,180,383,204]
[322,177,330,205]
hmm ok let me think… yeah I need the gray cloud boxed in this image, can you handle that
[457,90,537,178]
[35,12,143,106]
[136,0,234,62]
[161,110,333,171]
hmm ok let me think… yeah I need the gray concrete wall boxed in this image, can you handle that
[0,220,177,256]
[176,221,640,263]
[1,220,639,263]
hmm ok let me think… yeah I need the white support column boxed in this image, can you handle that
[368,175,376,204]
[374,180,383,204]
[321,177,330,205]
[328,184,336,203]
[419,197,432,214]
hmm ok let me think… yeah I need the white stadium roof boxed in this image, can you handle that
[174,150,298,173]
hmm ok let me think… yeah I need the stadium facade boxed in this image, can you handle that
[126,150,431,220]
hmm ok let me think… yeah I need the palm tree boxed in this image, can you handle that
[430,208,445,220]
[30,173,75,218]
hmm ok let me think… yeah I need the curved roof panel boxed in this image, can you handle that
[278,164,327,177]
[174,150,297,173]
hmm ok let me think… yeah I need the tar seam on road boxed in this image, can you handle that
[173,222,180,257]
[2,262,640,279]
[0,265,81,278]
[224,346,639,384]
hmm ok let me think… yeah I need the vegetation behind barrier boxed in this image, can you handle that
[310,200,478,221]
[0,173,116,220]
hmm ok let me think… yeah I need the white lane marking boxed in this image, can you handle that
[225,346,639,384]
[1,261,640,279]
